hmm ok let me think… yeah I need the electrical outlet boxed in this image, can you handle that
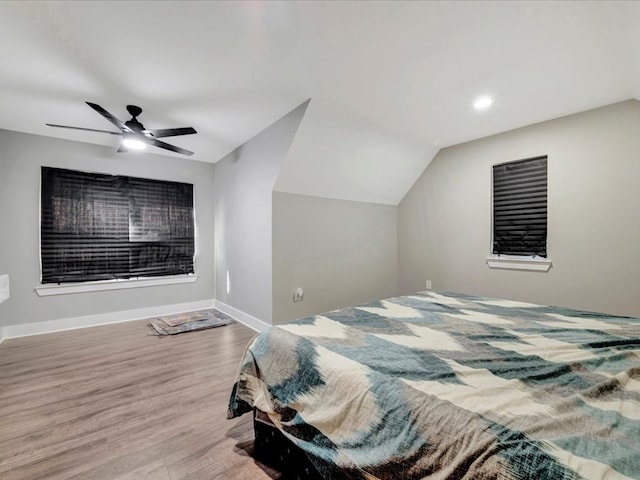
[426,280,432,290]
[293,287,304,303]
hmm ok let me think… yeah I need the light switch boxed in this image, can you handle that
[0,275,9,304]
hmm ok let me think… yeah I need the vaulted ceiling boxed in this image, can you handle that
[1,1,639,205]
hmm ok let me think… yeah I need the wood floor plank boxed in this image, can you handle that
[0,319,280,480]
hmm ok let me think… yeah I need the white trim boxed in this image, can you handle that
[214,300,270,333]
[0,327,5,345]
[486,255,552,272]
[2,298,215,340]
[35,274,198,296]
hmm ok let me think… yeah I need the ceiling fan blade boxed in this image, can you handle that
[86,102,132,133]
[147,138,194,156]
[145,127,197,138]
[46,124,122,135]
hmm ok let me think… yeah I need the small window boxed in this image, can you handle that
[492,156,547,257]
[40,167,195,284]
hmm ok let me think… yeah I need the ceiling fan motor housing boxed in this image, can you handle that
[126,105,143,117]
[125,105,145,132]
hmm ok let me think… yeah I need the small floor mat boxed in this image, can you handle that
[148,309,232,335]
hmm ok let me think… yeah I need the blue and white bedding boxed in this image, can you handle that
[228,291,640,479]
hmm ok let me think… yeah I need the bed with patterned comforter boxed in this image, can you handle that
[227,291,640,479]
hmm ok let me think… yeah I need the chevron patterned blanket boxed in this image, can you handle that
[228,291,640,479]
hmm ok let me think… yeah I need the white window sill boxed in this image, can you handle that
[35,274,198,296]
[486,255,552,272]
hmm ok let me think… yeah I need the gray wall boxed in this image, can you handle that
[0,136,6,311]
[273,192,398,324]
[0,129,215,327]
[398,100,640,317]
[213,102,308,323]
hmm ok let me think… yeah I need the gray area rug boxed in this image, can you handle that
[148,309,232,335]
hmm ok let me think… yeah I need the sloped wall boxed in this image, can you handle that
[213,102,308,324]
[398,100,640,317]
[274,100,430,206]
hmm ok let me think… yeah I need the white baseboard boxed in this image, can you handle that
[0,298,270,342]
[2,299,216,340]
[214,300,270,333]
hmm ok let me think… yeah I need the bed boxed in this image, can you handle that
[227,291,640,479]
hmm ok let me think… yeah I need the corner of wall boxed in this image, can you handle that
[214,300,270,333]
[213,100,310,324]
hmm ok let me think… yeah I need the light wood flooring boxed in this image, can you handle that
[0,319,283,480]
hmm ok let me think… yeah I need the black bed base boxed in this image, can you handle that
[253,409,325,480]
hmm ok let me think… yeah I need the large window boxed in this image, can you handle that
[492,156,547,257]
[41,167,194,284]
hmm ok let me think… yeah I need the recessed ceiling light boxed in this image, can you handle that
[473,95,493,111]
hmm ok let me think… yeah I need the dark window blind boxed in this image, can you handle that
[492,156,547,257]
[41,167,194,283]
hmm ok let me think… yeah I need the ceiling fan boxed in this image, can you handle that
[47,102,197,156]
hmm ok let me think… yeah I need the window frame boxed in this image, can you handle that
[39,166,196,286]
[486,155,552,272]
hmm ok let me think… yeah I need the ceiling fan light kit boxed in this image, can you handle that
[46,102,197,156]
[122,134,146,150]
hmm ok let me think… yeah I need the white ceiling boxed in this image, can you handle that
[1,1,639,205]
